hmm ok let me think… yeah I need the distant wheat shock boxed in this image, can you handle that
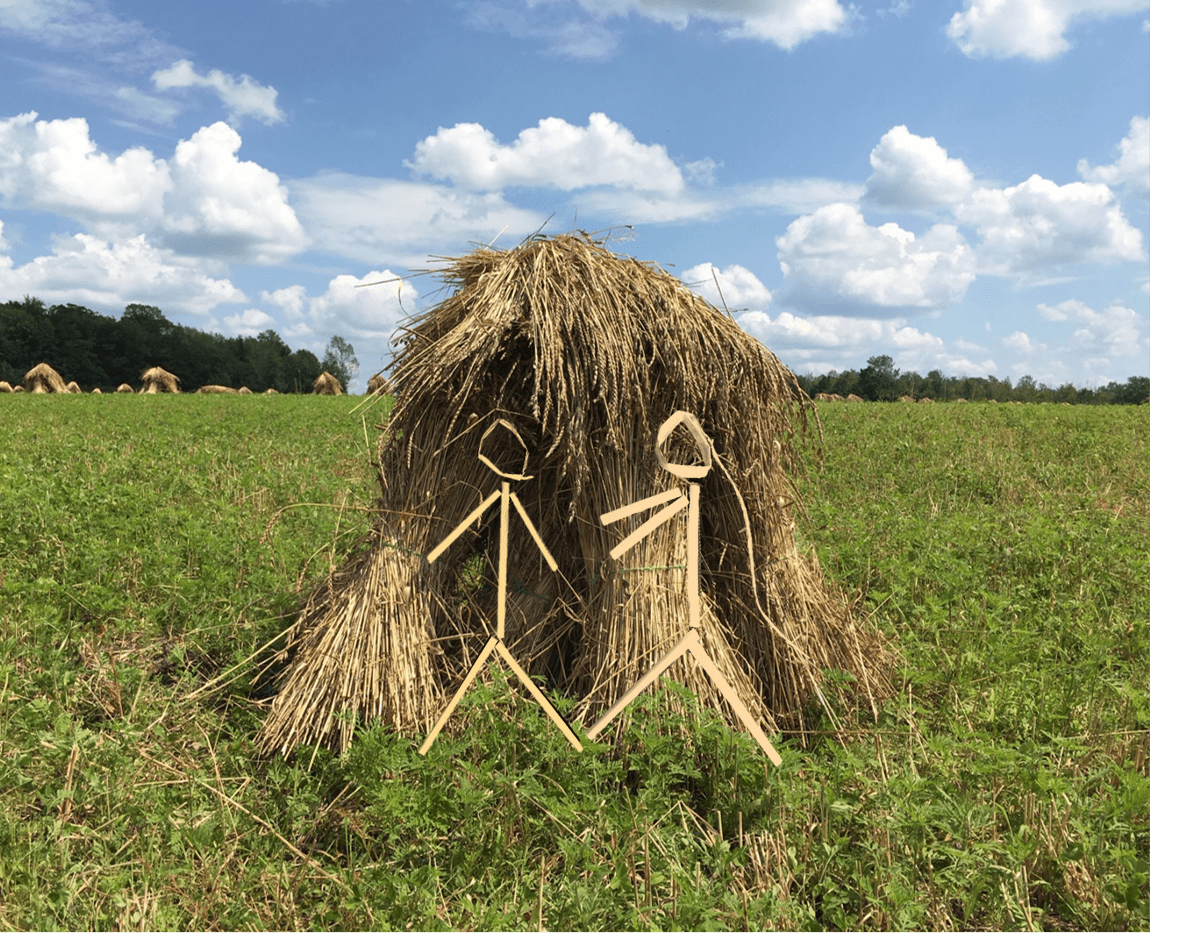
[24,363,68,393]
[312,372,342,395]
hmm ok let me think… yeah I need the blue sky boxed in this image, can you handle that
[0,1,1152,391]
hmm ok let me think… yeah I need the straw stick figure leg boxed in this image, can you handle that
[585,629,698,740]
[687,636,783,767]
[494,641,583,751]
[419,636,499,755]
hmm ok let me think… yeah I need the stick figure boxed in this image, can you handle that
[585,410,782,766]
[419,418,582,754]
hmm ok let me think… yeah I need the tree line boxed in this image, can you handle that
[3,297,1147,404]
[796,355,1149,405]
[0,297,359,393]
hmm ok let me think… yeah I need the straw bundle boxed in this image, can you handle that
[66,381,82,394]
[13,385,24,392]
[265,388,280,395]
[91,388,102,394]
[0,381,12,393]
[141,367,181,394]
[313,372,342,395]
[259,233,892,756]
[24,363,68,394]
[367,373,388,395]
[846,394,864,402]
[115,383,134,393]
[238,386,252,394]
[197,384,236,394]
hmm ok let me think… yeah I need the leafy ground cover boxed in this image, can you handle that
[0,396,1148,929]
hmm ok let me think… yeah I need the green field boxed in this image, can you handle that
[0,395,1149,930]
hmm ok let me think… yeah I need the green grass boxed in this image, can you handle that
[0,396,1149,929]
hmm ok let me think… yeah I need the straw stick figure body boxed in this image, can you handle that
[586,411,782,766]
[419,419,582,754]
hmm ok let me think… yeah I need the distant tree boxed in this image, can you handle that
[1053,382,1078,404]
[50,303,115,388]
[1098,381,1122,404]
[244,329,291,392]
[899,370,922,398]
[0,298,52,384]
[321,335,359,391]
[119,303,173,374]
[985,375,1013,402]
[1116,376,1150,404]
[830,368,860,398]
[289,349,322,392]
[859,354,899,401]
[1015,374,1037,402]
[925,369,946,400]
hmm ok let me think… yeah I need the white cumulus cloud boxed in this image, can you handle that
[957,174,1143,274]
[1078,115,1149,199]
[223,308,277,336]
[1002,330,1043,354]
[306,272,421,344]
[258,272,424,387]
[152,59,283,125]
[161,122,305,263]
[776,203,976,309]
[261,285,308,319]
[0,231,245,314]
[680,262,772,310]
[0,112,171,223]
[410,112,685,193]
[946,0,1149,60]
[865,125,975,210]
[0,113,305,264]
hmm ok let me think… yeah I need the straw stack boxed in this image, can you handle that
[140,367,181,393]
[313,372,342,395]
[24,363,68,393]
[259,233,892,755]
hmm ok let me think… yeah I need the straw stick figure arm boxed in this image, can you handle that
[599,487,682,525]
[606,492,689,560]
[508,492,558,572]
[426,488,502,563]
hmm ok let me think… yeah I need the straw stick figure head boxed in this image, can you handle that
[655,410,712,480]
[478,418,532,480]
